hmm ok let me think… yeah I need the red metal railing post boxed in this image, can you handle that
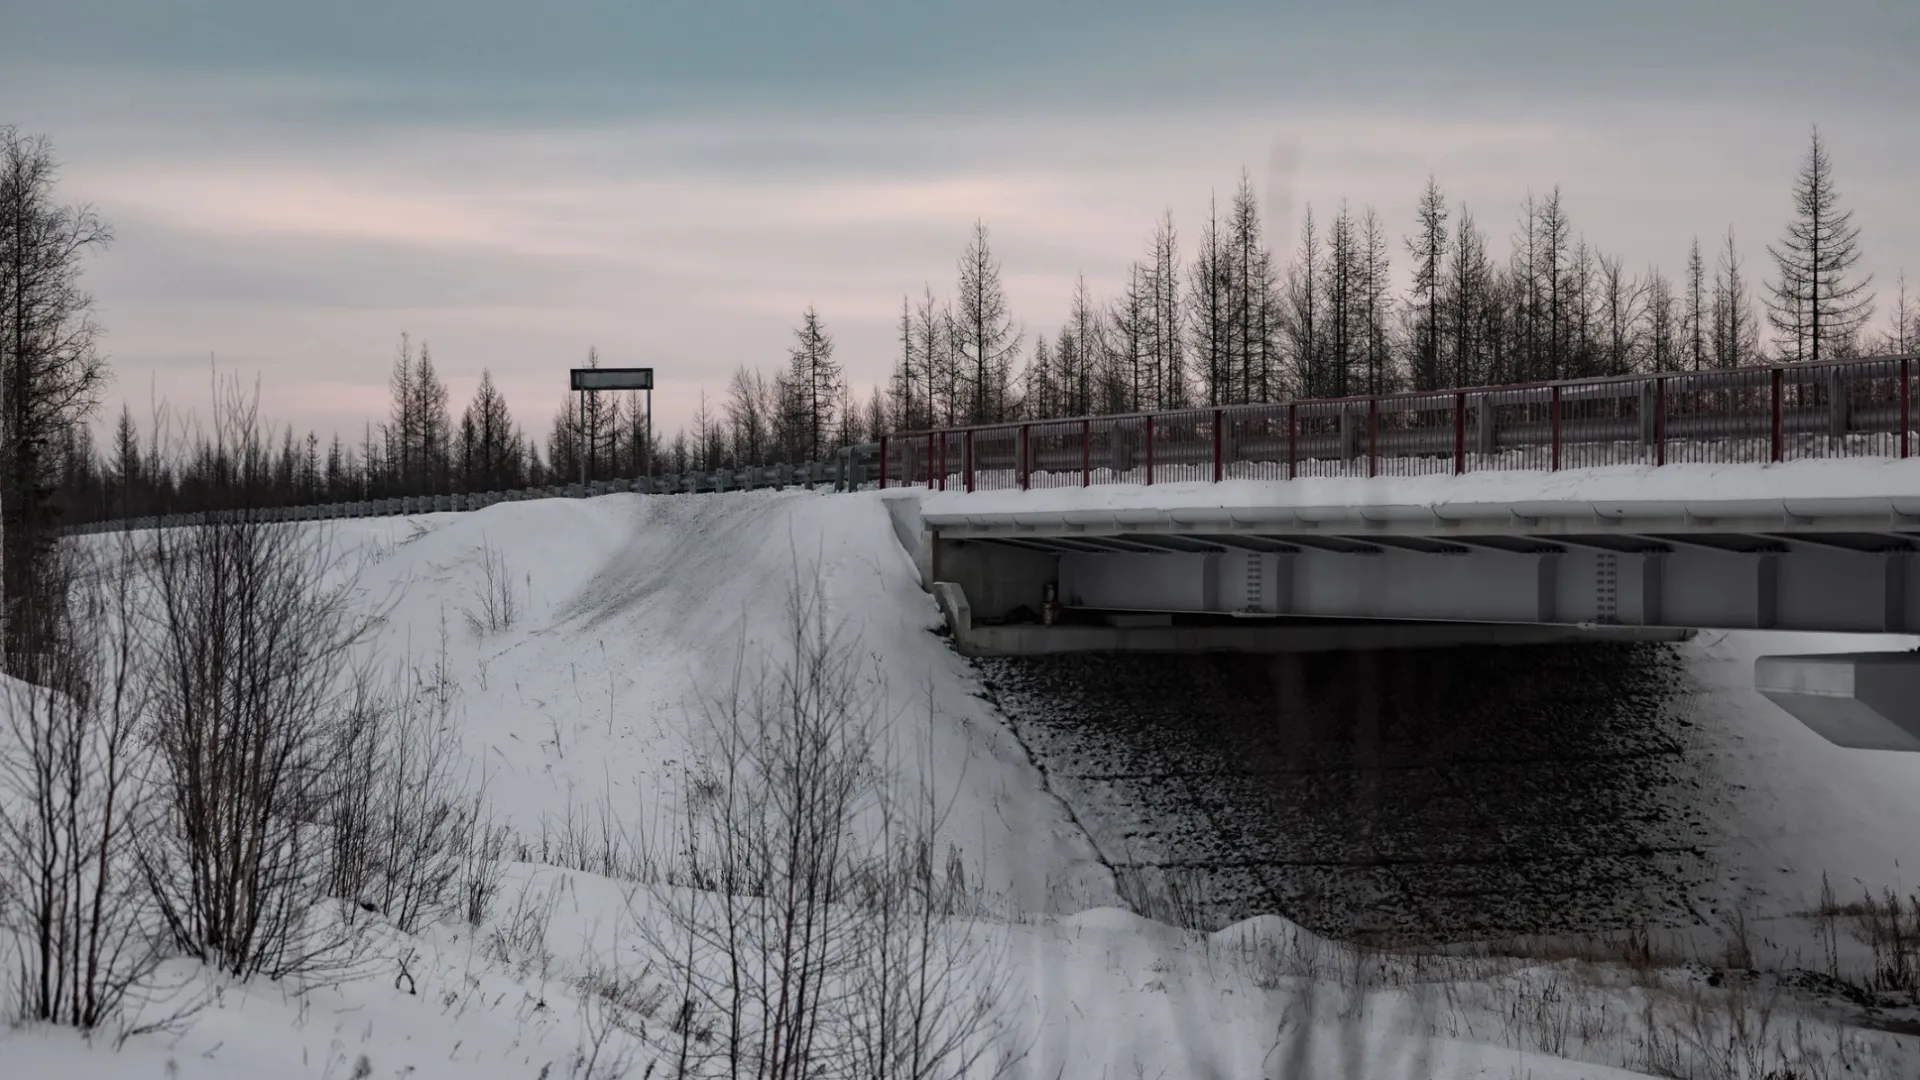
[1902,357,1911,460]
[1550,385,1561,471]
[1212,408,1224,483]
[964,431,974,493]
[1655,377,1667,467]
[1287,403,1297,480]
[1770,367,1784,463]
[1019,424,1030,491]
[1366,397,1379,478]
[1144,415,1155,485]
[1454,392,1466,475]
[1082,419,1091,486]
[878,434,888,489]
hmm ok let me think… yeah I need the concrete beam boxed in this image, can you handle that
[923,494,1920,543]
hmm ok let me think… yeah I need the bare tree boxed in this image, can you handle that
[324,637,485,934]
[637,571,1012,1079]
[0,127,112,672]
[137,381,381,979]
[0,536,157,1028]
[725,365,774,467]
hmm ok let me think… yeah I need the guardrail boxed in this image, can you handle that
[877,355,1920,492]
[61,450,882,536]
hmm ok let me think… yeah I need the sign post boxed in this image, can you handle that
[569,367,654,486]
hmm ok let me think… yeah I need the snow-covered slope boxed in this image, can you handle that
[12,487,1920,1078]
[329,489,1114,913]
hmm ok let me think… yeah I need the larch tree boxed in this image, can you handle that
[1406,176,1450,390]
[1287,204,1323,397]
[1320,203,1360,398]
[387,333,418,490]
[575,346,619,483]
[460,367,520,491]
[1645,267,1680,372]
[1685,238,1708,371]
[1058,274,1104,417]
[1883,272,1916,355]
[1538,188,1573,380]
[786,306,839,461]
[411,341,450,492]
[107,404,141,517]
[1446,205,1490,387]
[1189,195,1233,406]
[890,294,922,431]
[954,220,1020,425]
[1360,207,1394,395]
[1145,210,1186,409]
[1766,127,1874,362]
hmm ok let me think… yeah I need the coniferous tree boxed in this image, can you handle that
[1645,267,1680,372]
[1144,210,1186,409]
[1685,238,1708,371]
[1446,205,1490,387]
[1599,253,1645,377]
[1360,207,1395,395]
[546,394,581,485]
[1406,177,1450,390]
[1287,204,1324,397]
[863,386,888,446]
[1767,127,1874,362]
[1110,263,1151,414]
[1883,272,1916,356]
[1321,203,1360,398]
[954,221,1019,425]
[1058,275,1104,416]
[1538,188,1573,381]
[460,367,520,491]
[386,333,418,491]
[786,306,839,461]
[1022,335,1058,420]
[107,405,141,517]
[411,341,450,492]
[1189,196,1233,405]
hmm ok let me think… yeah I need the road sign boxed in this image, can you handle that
[570,367,654,391]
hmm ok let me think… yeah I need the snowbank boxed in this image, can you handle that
[323,490,1113,914]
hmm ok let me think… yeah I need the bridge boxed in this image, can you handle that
[876,355,1920,751]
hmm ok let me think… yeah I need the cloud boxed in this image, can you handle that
[4,2,1916,446]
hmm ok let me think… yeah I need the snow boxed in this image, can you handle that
[917,455,1920,518]
[11,487,1920,1077]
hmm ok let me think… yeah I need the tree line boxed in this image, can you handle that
[33,126,1920,543]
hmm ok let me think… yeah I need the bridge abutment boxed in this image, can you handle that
[1756,651,1920,751]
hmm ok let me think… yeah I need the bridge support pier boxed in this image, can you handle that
[1756,651,1920,751]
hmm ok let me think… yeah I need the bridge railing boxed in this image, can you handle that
[876,355,1919,492]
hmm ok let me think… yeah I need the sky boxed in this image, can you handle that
[3,0,1917,450]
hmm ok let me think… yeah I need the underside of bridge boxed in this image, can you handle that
[888,494,1920,750]
[930,527,1916,635]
